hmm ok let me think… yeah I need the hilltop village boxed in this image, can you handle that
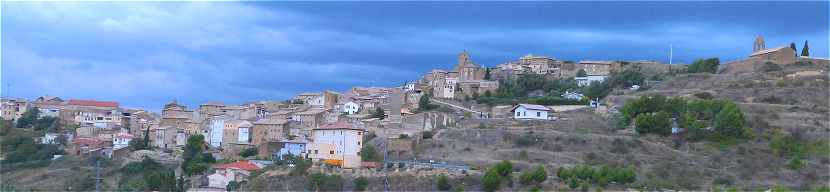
[1,36,828,191]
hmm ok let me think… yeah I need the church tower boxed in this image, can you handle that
[753,36,766,53]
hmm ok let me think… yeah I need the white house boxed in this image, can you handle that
[510,104,551,120]
[112,132,134,150]
[441,77,458,99]
[343,101,360,115]
[207,160,262,189]
[561,91,585,101]
[307,120,365,168]
[38,108,60,118]
[575,75,608,87]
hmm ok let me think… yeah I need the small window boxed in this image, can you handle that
[516,112,520,116]
[314,150,319,154]
[329,150,334,154]
[537,112,541,117]
[358,141,361,145]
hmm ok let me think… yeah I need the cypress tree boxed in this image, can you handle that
[789,42,797,57]
[801,40,809,57]
[142,125,150,149]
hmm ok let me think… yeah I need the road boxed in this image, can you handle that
[430,98,489,118]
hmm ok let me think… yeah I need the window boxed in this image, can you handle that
[516,112,520,116]
[537,112,541,117]
[523,111,526,116]
[358,141,361,145]
[358,132,362,135]
[329,150,334,154]
[314,150,319,154]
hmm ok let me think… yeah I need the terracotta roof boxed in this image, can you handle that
[74,137,104,145]
[315,120,364,131]
[68,99,119,108]
[213,160,261,171]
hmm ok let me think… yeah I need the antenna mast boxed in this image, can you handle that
[669,44,673,65]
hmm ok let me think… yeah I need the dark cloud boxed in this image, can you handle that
[2,1,827,110]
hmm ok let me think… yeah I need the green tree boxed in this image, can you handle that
[142,126,151,149]
[182,135,208,176]
[436,174,451,191]
[687,58,720,73]
[494,160,513,177]
[519,165,547,185]
[16,107,40,129]
[801,40,809,56]
[714,102,746,139]
[484,68,492,80]
[482,168,502,192]
[360,145,381,162]
[790,42,797,57]
[583,81,610,100]
[239,147,258,158]
[353,177,369,191]
[307,172,344,191]
[372,107,385,120]
[226,181,240,191]
[634,112,671,136]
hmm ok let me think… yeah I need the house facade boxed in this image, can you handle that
[307,121,365,168]
[343,101,360,115]
[511,104,551,120]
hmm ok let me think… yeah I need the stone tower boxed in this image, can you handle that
[457,50,470,69]
[753,36,766,53]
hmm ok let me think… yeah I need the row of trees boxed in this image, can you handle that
[686,58,720,73]
[1,133,64,164]
[556,165,636,189]
[619,95,750,142]
[788,40,811,57]
[182,135,214,176]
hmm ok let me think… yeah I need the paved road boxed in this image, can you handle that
[430,98,489,118]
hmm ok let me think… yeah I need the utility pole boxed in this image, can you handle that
[94,160,102,192]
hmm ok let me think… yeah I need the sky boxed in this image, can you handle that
[2,1,828,111]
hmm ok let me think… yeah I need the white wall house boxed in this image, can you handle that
[38,108,60,118]
[113,132,134,150]
[307,121,365,168]
[511,104,551,120]
[209,118,226,148]
[575,75,608,87]
[441,77,458,99]
[343,101,360,115]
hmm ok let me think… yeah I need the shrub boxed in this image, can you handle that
[515,135,539,147]
[519,165,548,185]
[353,177,369,191]
[482,168,502,192]
[360,145,381,162]
[307,172,344,191]
[239,147,258,158]
[436,174,451,191]
[634,112,671,136]
[761,62,783,72]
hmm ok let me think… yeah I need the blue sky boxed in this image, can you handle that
[2,1,828,110]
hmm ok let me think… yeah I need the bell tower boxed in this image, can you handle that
[753,36,766,53]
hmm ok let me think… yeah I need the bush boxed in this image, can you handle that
[519,165,547,185]
[436,174,451,191]
[761,62,783,72]
[307,172,344,191]
[239,147,258,158]
[555,165,635,187]
[482,168,502,192]
[360,145,381,162]
[353,177,369,191]
[687,58,720,73]
[634,112,671,136]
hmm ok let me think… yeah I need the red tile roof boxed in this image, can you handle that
[74,137,104,145]
[68,99,119,108]
[213,160,261,171]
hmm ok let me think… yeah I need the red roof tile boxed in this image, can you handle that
[213,160,261,171]
[74,137,104,145]
[68,99,119,108]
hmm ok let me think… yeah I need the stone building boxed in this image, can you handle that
[160,100,193,128]
[252,118,289,146]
